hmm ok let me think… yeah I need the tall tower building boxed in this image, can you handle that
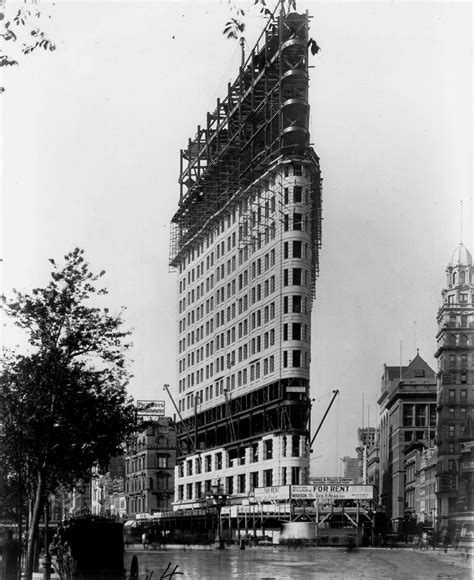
[434,243,474,532]
[169,10,322,510]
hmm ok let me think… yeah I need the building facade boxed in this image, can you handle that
[125,417,176,517]
[341,456,360,482]
[169,11,322,510]
[403,442,436,527]
[434,243,474,532]
[378,354,437,531]
[357,427,379,485]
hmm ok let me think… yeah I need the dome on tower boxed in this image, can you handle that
[451,243,472,266]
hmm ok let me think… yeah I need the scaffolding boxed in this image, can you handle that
[169,10,321,269]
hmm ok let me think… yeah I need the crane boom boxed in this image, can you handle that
[163,383,195,452]
[310,389,339,450]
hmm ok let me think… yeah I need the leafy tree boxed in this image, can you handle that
[223,0,319,54]
[0,0,55,92]
[0,248,137,580]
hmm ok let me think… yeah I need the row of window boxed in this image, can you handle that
[178,437,302,477]
[178,221,279,302]
[126,454,169,474]
[445,353,471,367]
[178,289,311,376]
[450,270,473,286]
[179,280,280,336]
[179,355,279,411]
[125,473,170,493]
[447,388,469,402]
[177,163,311,273]
[444,314,472,327]
[179,349,308,411]
[402,404,437,428]
[178,247,280,317]
[127,496,169,515]
[444,334,472,347]
[445,406,469,420]
[177,466,303,502]
[445,293,474,304]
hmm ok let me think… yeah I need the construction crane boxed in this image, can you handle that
[163,383,195,453]
[309,389,339,451]
[223,389,237,443]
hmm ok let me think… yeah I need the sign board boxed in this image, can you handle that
[286,386,306,393]
[291,485,315,499]
[461,460,474,473]
[460,441,474,453]
[252,485,374,502]
[136,513,152,520]
[312,485,374,500]
[310,477,353,485]
[137,400,165,419]
[254,485,290,501]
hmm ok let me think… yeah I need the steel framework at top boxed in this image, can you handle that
[169,9,320,268]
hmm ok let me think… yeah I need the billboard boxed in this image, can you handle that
[312,485,374,500]
[251,484,374,501]
[137,400,165,419]
[309,477,353,485]
[253,486,291,501]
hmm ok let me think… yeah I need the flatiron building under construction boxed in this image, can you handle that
[169,9,322,510]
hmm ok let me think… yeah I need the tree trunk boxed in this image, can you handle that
[25,471,45,580]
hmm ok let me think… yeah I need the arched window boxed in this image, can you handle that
[453,272,457,285]
[460,271,466,284]
[449,335,457,347]
[460,335,468,347]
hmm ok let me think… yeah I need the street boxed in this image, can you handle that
[124,546,472,579]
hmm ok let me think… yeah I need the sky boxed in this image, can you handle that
[1,0,472,476]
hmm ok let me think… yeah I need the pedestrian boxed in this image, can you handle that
[142,531,149,550]
[441,529,449,553]
[454,533,460,551]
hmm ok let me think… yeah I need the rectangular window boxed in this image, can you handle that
[283,269,289,286]
[251,471,259,489]
[264,439,273,460]
[292,296,302,313]
[252,443,259,463]
[293,241,302,258]
[292,435,299,457]
[293,213,302,231]
[415,405,427,426]
[292,323,301,340]
[293,268,302,285]
[292,350,301,367]
[294,185,302,203]
[264,469,273,487]
[291,466,300,485]
[284,242,289,259]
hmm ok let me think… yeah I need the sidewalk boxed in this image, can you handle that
[412,546,472,571]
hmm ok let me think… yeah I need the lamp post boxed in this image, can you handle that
[42,498,51,580]
[206,479,227,549]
